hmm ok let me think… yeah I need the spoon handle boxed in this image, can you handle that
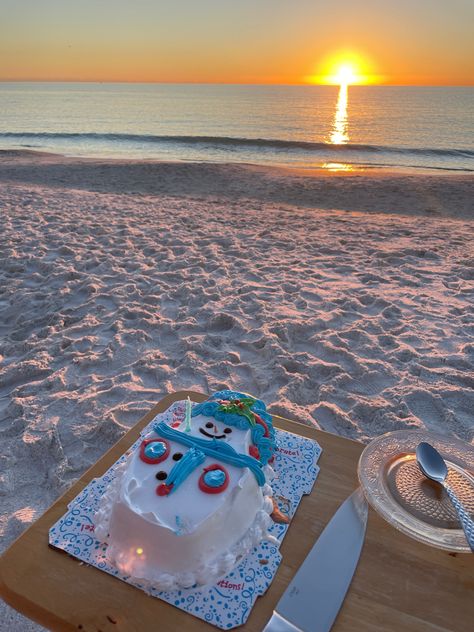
[444,484,474,552]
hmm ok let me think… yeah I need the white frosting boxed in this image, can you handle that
[94,410,275,590]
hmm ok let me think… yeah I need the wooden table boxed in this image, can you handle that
[1,391,473,632]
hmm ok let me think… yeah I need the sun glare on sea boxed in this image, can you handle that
[330,84,348,145]
[311,53,375,146]
[306,52,379,162]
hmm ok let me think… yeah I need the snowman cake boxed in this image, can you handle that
[94,390,277,590]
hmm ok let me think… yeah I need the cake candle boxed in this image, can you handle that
[184,396,192,433]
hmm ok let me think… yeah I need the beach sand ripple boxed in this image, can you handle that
[0,156,473,629]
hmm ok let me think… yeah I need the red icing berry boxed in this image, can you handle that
[156,483,173,496]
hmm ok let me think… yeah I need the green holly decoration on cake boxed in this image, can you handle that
[217,397,257,425]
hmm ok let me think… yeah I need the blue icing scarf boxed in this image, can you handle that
[191,390,276,465]
[153,421,266,486]
[164,447,205,495]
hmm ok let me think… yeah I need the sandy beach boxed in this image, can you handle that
[1,151,473,629]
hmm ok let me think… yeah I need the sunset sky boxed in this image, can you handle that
[1,0,473,85]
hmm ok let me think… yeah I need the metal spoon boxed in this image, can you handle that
[416,442,474,552]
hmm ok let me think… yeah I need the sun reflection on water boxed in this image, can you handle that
[329,83,349,144]
[321,162,354,172]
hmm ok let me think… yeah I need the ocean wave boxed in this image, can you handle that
[0,131,473,159]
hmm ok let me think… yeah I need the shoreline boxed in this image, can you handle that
[2,146,472,176]
[2,147,472,173]
[0,149,473,219]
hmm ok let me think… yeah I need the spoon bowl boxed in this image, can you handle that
[416,442,448,484]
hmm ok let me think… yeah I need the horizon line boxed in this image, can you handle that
[1,79,473,88]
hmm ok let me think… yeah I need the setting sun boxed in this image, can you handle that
[333,63,358,85]
[309,51,379,85]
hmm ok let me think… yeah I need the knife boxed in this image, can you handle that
[263,488,368,632]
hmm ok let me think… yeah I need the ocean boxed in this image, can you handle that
[0,82,473,172]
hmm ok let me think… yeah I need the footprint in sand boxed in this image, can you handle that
[405,390,445,429]
[208,313,237,332]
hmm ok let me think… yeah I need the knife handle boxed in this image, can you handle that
[262,611,303,632]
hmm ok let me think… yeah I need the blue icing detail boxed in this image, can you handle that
[154,421,266,485]
[175,515,185,535]
[166,447,205,494]
[191,390,276,465]
[144,441,166,459]
[204,469,226,487]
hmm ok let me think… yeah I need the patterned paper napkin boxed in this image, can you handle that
[49,400,322,630]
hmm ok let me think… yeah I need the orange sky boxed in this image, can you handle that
[1,1,473,85]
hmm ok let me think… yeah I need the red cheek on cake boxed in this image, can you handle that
[139,438,170,464]
[199,465,229,494]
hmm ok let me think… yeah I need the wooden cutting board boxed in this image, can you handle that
[1,390,472,631]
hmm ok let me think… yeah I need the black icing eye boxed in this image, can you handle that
[223,427,232,434]
[205,422,213,429]
[172,452,183,461]
[156,471,167,481]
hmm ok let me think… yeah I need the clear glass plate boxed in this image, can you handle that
[358,430,474,552]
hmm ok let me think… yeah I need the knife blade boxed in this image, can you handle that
[263,487,368,632]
